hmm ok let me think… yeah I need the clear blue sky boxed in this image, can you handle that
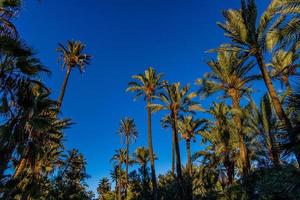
[16,0,270,194]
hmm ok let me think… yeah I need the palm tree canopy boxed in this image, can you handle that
[110,149,127,167]
[151,82,202,114]
[269,49,300,82]
[132,147,152,167]
[56,40,91,73]
[197,49,257,99]
[118,117,138,142]
[178,115,207,141]
[126,66,163,100]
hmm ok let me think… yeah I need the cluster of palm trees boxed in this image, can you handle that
[99,0,300,199]
[0,1,94,199]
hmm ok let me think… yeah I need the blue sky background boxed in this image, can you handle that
[15,0,270,194]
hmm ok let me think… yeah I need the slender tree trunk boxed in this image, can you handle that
[172,128,176,177]
[186,138,192,176]
[266,132,280,167]
[173,112,184,199]
[115,179,118,200]
[125,136,129,199]
[224,150,234,185]
[57,66,71,111]
[231,93,250,177]
[186,138,193,200]
[147,97,158,200]
[118,164,122,200]
[255,51,300,164]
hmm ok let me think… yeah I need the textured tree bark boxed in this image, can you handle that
[57,66,71,111]
[186,138,193,200]
[125,136,129,199]
[186,138,192,176]
[255,51,300,165]
[118,164,122,200]
[147,97,158,200]
[172,112,184,200]
[172,128,176,176]
[231,93,250,177]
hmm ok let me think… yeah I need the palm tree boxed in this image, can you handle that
[161,114,176,176]
[197,49,256,176]
[253,94,281,167]
[56,40,91,111]
[151,82,201,199]
[118,117,138,199]
[195,102,237,185]
[217,0,300,163]
[97,177,111,200]
[126,66,163,200]
[178,116,207,176]
[111,149,127,200]
[132,147,153,199]
[132,147,151,182]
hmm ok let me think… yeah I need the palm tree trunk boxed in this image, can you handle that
[224,148,234,185]
[57,66,71,111]
[186,138,193,200]
[186,138,192,176]
[115,179,118,200]
[231,93,250,177]
[118,164,122,200]
[255,51,300,164]
[173,112,184,199]
[125,136,129,199]
[172,128,176,176]
[147,97,158,200]
[266,132,280,167]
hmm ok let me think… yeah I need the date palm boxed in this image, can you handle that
[195,102,238,185]
[217,0,300,163]
[218,0,300,163]
[97,177,111,200]
[178,116,207,176]
[56,40,91,111]
[253,94,281,167]
[126,66,163,200]
[118,117,138,199]
[151,82,201,199]
[197,49,257,176]
[111,149,127,200]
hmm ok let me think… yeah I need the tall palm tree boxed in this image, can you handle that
[97,177,111,200]
[252,94,281,167]
[217,0,300,163]
[151,82,201,199]
[195,102,237,185]
[197,49,257,176]
[126,66,163,200]
[118,117,138,199]
[56,40,91,111]
[111,149,127,200]
[132,147,152,182]
[161,114,176,176]
[178,116,207,176]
